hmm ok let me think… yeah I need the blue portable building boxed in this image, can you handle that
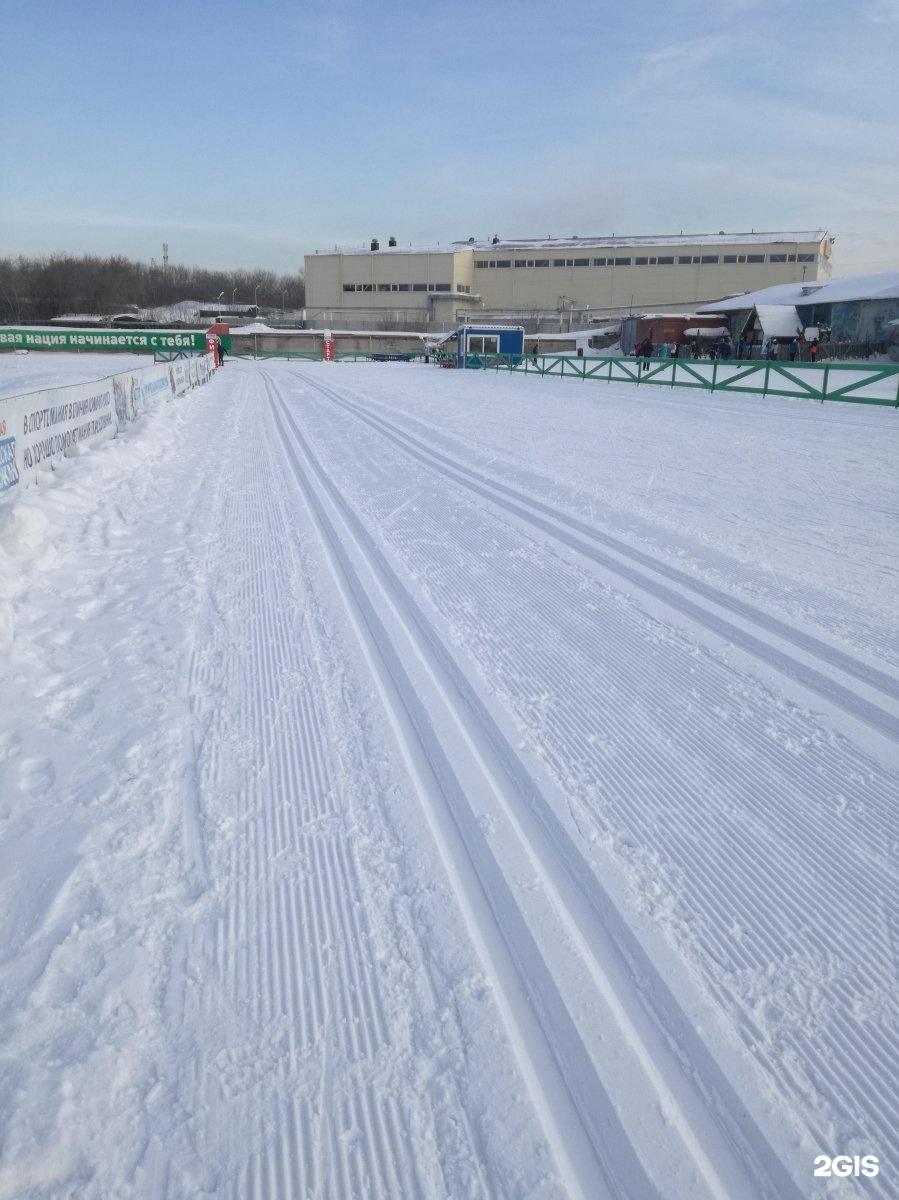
[457,324,524,368]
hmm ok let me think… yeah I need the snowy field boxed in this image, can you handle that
[0,351,146,400]
[1,354,898,1199]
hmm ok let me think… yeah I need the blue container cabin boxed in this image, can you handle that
[458,324,524,368]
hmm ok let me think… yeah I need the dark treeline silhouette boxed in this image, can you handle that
[0,253,306,323]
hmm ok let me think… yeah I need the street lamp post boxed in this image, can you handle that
[254,284,260,313]
[232,287,238,305]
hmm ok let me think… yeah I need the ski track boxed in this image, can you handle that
[264,362,898,1198]
[161,378,525,1200]
[264,372,799,1200]
[2,357,898,1199]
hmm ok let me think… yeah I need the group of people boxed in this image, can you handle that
[633,334,823,364]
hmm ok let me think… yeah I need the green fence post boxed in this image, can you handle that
[711,361,718,392]
[821,364,829,404]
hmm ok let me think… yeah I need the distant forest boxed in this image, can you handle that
[0,254,306,324]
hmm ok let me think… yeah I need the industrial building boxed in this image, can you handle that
[304,231,832,330]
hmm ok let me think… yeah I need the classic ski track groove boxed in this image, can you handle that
[306,374,899,743]
[177,386,465,1199]
[265,372,804,1200]
[288,372,898,1168]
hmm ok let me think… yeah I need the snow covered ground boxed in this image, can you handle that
[0,351,146,401]
[1,354,897,1199]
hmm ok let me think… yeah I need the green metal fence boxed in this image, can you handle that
[491,354,899,407]
[231,348,321,362]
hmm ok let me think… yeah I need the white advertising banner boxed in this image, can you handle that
[0,353,216,497]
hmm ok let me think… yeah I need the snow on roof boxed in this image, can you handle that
[230,322,279,334]
[456,231,827,251]
[696,270,899,313]
[753,306,803,338]
[319,231,827,256]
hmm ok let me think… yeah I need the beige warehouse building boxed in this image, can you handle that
[304,230,832,330]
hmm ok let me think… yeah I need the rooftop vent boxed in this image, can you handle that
[388,236,397,247]
[370,238,379,251]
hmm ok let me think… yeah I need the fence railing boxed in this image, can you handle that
[231,348,321,362]
[486,354,899,407]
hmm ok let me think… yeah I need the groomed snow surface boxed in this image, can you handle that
[1,355,897,1200]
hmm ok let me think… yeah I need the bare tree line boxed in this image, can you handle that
[0,253,306,324]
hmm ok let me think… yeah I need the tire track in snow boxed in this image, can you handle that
[267,375,803,1200]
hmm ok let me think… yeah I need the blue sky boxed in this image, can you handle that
[2,0,898,278]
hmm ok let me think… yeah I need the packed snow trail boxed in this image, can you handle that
[1,357,897,1198]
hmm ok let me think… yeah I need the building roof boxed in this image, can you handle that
[753,305,803,338]
[454,231,827,251]
[314,231,828,257]
[696,270,899,313]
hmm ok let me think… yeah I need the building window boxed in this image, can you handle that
[787,254,796,262]
[434,283,451,292]
[377,283,391,291]
[723,255,737,263]
[678,256,692,264]
[553,259,567,267]
[635,257,649,265]
[468,335,499,354]
[397,283,410,291]
[574,258,589,266]
[701,255,719,264]
[769,253,787,262]
[747,254,765,263]
[342,284,355,292]
[494,260,510,268]
[657,256,674,265]
[797,253,815,262]
[534,259,550,267]
[514,259,527,268]
[361,283,373,291]
[593,258,608,266]
[737,255,746,263]
[413,283,427,291]
[475,260,489,268]
[614,257,631,266]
